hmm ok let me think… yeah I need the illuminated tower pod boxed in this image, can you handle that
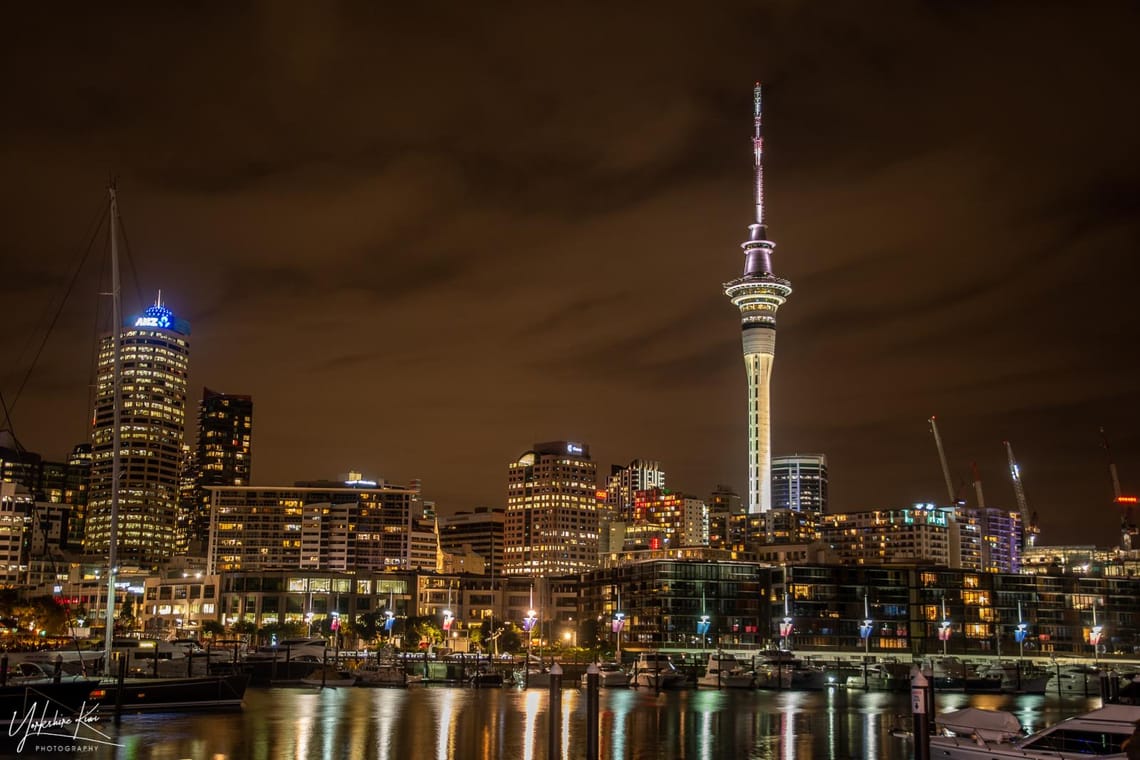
[87,294,190,565]
[724,83,792,514]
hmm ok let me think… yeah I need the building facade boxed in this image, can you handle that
[180,388,253,554]
[771,454,828,513]
[504,441,599,577]
[439,507,504,577]
[86,297,190,565]
[206,483,435,574]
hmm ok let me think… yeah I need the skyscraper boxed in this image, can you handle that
[86,295,190,566]
[724,84,793,514]
[771,454,828,513]
[181,388,253,554]
[504,441,599,576]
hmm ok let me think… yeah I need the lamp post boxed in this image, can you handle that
[938,598,951,657]
[1090,600,1103,664]
[1014,600,1028,660]
[612,612,625,663]
[779,593,793,651]
[523,608,537,688]
[859,593,873,656]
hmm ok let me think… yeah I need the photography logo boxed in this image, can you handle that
[6,701,124,754]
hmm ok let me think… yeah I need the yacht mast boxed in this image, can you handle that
[102,185,123,675]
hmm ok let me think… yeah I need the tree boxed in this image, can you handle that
[201,620,225,639]
[404,616,443,651]
[231,620,257,638]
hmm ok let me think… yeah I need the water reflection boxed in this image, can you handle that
[50,685,1106,760]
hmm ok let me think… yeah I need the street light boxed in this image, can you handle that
[938,597,951,656]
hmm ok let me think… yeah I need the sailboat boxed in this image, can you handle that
[91,185,248,712]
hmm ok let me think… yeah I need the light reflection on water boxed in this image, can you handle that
[49,686,1104,760]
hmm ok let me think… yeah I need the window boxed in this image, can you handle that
[1021,729,1125,755]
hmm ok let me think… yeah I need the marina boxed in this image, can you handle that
[1,679,1124,759]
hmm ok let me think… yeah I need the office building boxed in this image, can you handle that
[771,454,828,513]
[86,296,190,565]
[180,388,253,554]
[504,441,599,577]
[439,507,504,577]
[206,482,434,574]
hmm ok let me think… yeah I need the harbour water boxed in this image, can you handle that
[9,685,1105,760]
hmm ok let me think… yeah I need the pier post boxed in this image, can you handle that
[923,661,935,735]
[0,653,7,686]
[585,663,599,760]
[188,649,194,677]
[53,654,63,684]
[911,667,930,760]
[548,663,563,760]
[114,653,127,726]
[153,647,159,677]
[322,649,329,688]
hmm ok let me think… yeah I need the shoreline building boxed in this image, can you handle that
[86,296,190,566]
[771,454,828,513]
[179,388,253,554]
[439,507,505,577]
[504,441,599,577]
[723,84,793,514]
[205,482,434,574]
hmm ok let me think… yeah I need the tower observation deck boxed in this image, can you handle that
[723,83,793,514]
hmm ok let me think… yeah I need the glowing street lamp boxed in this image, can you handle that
[938,598,952,656]
[612,611,626,661]
[1089,600,1103,663]
[1014,600,1028,660]
[779,593,794,651]
[858,594,873,655]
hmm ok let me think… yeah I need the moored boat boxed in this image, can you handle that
[581,662,630,689]
[930,704,1140,759]
[696,653,754,689]
[752,650,827,691]
[630,653,686,690]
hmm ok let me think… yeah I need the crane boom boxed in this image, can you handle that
[1004,440,1037,548]
[1100,427,1123,499]
[929,416,956,504]
[971,461,985,508]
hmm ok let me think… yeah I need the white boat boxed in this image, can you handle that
[581,662,630,688]
[930,704,1140,759]
[975,661,1051,695]
[752,650,827,691]
[247,638,329,661]
[696,653,754,689]
[355,662,407,688]
[631,653,686,690]
[845,661,912,692]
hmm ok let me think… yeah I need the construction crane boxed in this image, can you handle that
[1004,441,1038,548]
[929,416,956,504]
[971,461,985,508]
[1101,427,1138,550]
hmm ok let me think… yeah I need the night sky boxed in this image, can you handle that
[2,4,1139,545]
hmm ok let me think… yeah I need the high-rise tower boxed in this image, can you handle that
[87,295,190,565]
[724,83,793,514]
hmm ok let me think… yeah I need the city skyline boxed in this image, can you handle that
[2,4,1139,546]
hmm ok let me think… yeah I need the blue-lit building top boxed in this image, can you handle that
[129,302,190,335]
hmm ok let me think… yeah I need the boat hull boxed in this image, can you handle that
[90,674,250,712]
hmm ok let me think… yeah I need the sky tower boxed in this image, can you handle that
[724,83,793,514]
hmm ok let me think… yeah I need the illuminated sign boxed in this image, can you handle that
[696,615,711,636]
[1116,496,1139,504]
[566,443,583,455]
[859,620,873,639]
[383,611,396,632]
[1089,625,1103,646]
[779,618,794,638]
[522,610,537,632]
[132,303,177,331]
[938,622,952,641]
[1014,623,1028,644]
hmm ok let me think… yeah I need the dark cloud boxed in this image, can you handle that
[2,2,1139,545]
